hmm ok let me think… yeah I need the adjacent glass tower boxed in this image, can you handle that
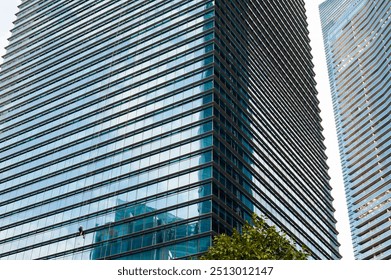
[0,0,340,260]
[320,0,391,259]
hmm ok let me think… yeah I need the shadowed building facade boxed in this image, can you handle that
[0,0,340,259]
[320,0,391,259]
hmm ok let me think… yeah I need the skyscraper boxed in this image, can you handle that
[0,0,340,260]
[320,0,391,259]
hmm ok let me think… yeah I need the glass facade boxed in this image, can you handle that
[320,0,391,259]
[0,0,340,259]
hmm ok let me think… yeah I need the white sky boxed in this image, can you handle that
[0,0,354,259]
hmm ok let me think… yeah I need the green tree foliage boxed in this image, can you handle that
[201,214,309,260]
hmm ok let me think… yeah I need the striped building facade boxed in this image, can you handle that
[0,0,340,259]
[320,0,391,259]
